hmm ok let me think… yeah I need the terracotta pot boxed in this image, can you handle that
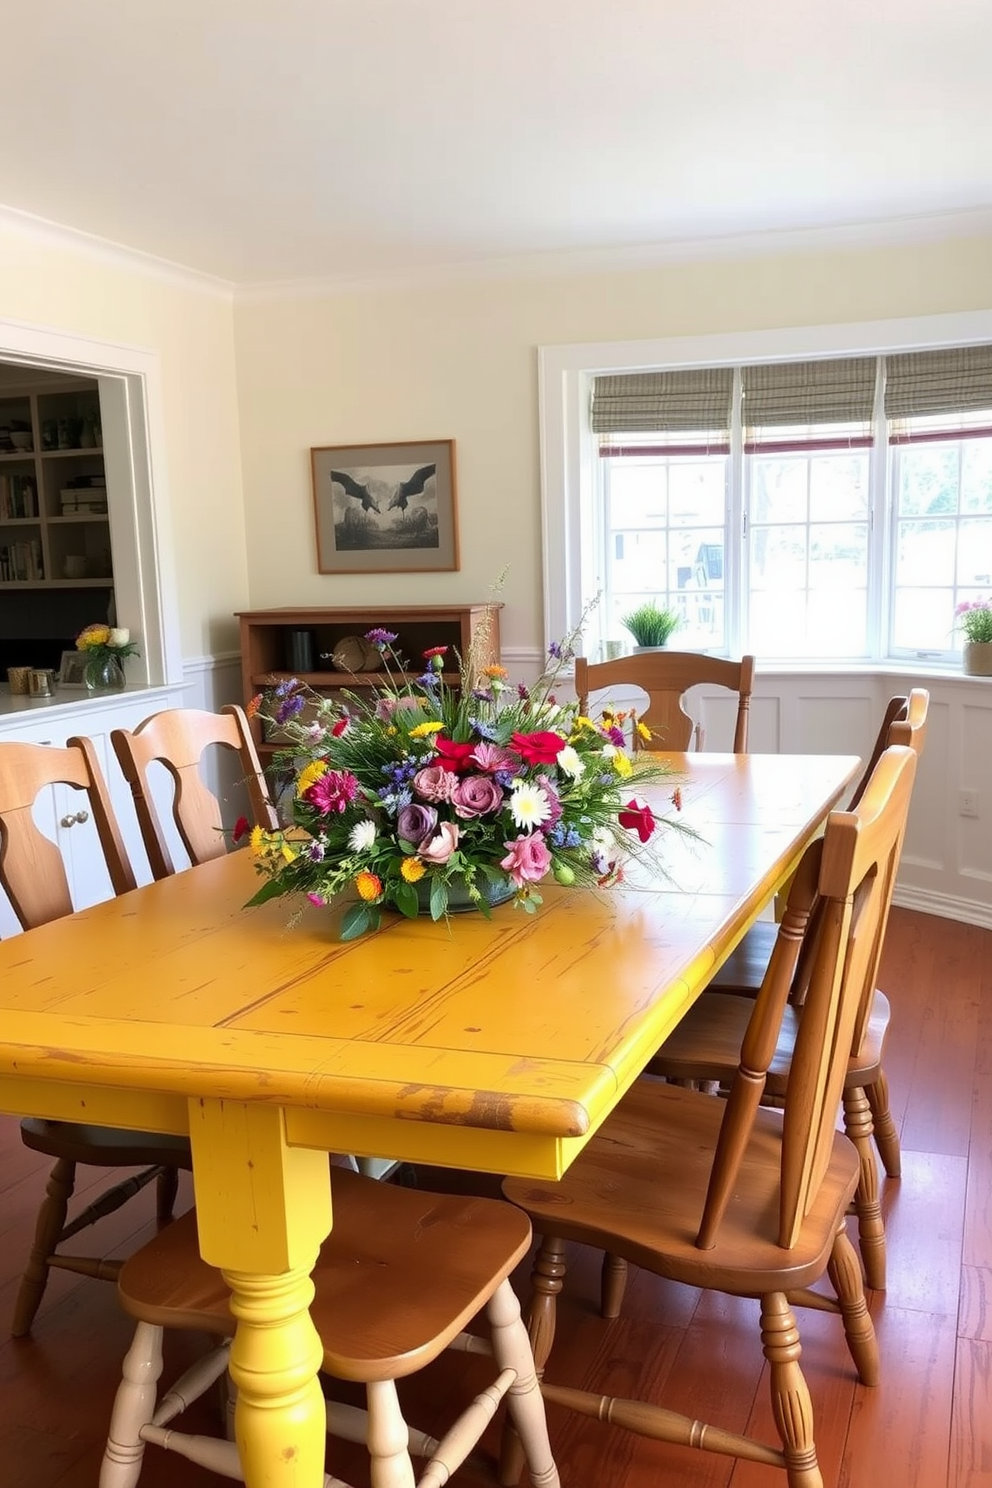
[963,641,992,677]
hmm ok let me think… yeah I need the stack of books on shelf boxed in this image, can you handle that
[59,475,107,515]
[0,539,44,581]
[0,474,38,519]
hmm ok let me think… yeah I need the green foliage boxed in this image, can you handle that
[620,602,683,648]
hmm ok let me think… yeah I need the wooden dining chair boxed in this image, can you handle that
[707,691,915,994]
[501,745,917,1488]
[0,736,192,1338]
[100,1167,559,1488]
[575,651,755,751]
[110,704,278,880]
[649,689,930,1293]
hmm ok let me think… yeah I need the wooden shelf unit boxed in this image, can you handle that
[236,604,502,756]
[0,379,110,590]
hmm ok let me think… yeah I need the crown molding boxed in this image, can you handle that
[234,205,992,304]
[0,202,234,300]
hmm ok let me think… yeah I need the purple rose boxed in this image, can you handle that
[412,765,457,803]
[396,803,438,846]
[451,774,504,819]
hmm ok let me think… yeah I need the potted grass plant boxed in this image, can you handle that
[620,601,683,652]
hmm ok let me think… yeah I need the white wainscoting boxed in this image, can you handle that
[503,648,992,930]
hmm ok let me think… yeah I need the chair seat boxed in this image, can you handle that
[19,1118,192,1168]
[709,921,778,991]
[503,1079,860,1294]
[118,1167,533,1382]
[654,989,892,1087]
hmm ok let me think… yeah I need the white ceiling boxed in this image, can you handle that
[4,0,992,287]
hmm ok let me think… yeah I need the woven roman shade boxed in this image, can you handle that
[590,369,734,434]
[742,358,877,431]
[884,345,992,420]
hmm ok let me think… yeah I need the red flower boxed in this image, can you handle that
[619,799,656,844]
[509,730,566,767]
[331,718,349,737]
[434,736,479,773]
[232,815,250,844]
[423,646,448,659]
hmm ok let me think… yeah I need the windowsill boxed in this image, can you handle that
[751,659,990,682]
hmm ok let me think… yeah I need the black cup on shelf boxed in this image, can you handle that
[285,629,314,673]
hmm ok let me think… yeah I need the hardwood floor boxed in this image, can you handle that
[1,906,990,1487]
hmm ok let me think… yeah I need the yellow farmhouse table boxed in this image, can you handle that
[0,750,859,1488]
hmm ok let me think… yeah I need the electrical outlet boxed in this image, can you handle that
[960,789,980,818]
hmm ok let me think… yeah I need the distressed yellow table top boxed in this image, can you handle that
[0,752,858,1180]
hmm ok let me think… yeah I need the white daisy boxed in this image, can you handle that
[347,819,377,852]
[509,783,552,830]
[556,745,585,779]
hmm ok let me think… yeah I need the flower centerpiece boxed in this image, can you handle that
[75,623,139,692]
[243,614,693,940]
[956,599,992,676]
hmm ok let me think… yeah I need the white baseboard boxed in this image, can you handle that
[892,883,992,930]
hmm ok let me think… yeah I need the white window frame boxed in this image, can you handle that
[539,310,992,661]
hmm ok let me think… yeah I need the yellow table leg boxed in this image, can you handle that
[188,1097,333,1488]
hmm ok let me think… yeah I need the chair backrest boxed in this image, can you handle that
[110,704,278,881]
[786,687,929,1028]
[575,652,755,752]
[848,688,928,808]
[696,743,918,1253]
[0,735,136,928]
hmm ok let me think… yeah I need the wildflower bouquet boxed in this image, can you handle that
[245,618,690,940]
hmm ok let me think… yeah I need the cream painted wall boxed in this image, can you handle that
[234,232,992,649]
[0,224,246,657]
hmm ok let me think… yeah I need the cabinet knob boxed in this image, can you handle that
[59,810,90,828]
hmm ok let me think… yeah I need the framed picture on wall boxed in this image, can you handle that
[311,439,459,574]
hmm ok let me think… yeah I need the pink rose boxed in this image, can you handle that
[452,774,504,818]
[418,822,461,864]
[500,833,552,886]
[412,765,457,803]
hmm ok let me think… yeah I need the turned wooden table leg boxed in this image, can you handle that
[188,1097,333,1488]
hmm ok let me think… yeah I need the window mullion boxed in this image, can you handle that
[866,357,889,659]
[727,366,745,656]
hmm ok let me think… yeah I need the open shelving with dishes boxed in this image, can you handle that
[0,379,111,591]
[236,604,503,757]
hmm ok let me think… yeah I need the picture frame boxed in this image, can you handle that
[58,650,89,689]
[311,439,459,574]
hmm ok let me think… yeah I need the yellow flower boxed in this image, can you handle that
[281,844,297,863]
[572,716,596,732]
[249,825,277,857]
[612,751,633,778]
[408,721,444,738]
[356,870,383,901]
[636,720,652,742]
[77,623,110,649]
[483,664,508,679]
[401,857,426,882]
[296,759,328,797]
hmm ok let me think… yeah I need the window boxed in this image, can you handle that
[544,320,992,665]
